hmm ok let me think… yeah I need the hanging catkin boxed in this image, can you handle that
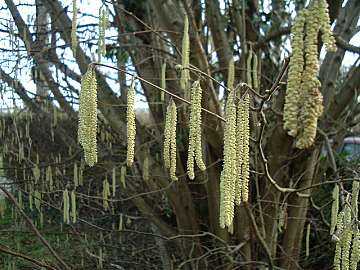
[283,2,336,148]
[102,179,110,210]
[160,62,166,102]
[46,166,53,191]
[219,89,237,228]
[71,0,77,55]
[164,100,178,181]
[238,92,250,202]
[246,49,253,87]
[71,190,76,223]
[112,167,116,196]
[143,153,149,181]
[227,59,235,91]
[330,184,339,235]
[350,230,360,270]
[180,16,190,96]
[78,66,98,166]
[73,163,78,188]
[126,85,136,167]
[351,181,359,218]
[187,80,206,180]
[120,166,126,188]
[98,6,109,60]
[334,211,345,270]
[305,223,311,257]
[63,189,70,224]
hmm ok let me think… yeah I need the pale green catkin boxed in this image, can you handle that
[102,179,110,210]
[34,190,41,212]
[163,100,178,181]
[341,205,352,270]
[112,167,116,196]
[143,153,149,181]
[219,89,237,228]
[71,190,76,223]
[187,80,206,180]
[334,211,344,270]
[180,16,190,96]
[78,66,98,166]
[227,59,235,91]
[120,166,126,188]
[46,166,53,191]
[73,163,78,188]
[160,62,166,102]
[98,6,109,60]
[306,223,311,257]
[330,184,339,235]
[252,52,259,90]
[18,190,23,210]
[351,181,359,219]
[238,93,250,202]
[71,0,77,56]
[246,49,253,88]
[63,189,70,224]
[126,85,136,167]
[350,230,360,270]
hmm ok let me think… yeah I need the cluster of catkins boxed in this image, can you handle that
[283,0,336,149]
[331,182,360,270]
[219,60,250,229]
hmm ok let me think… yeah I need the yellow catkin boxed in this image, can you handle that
[63,189,70,224]
[126,86,136,167]
[112,167,116,196]
[239,93,250,202]
[330,184,339,235]
[284,2,335,148]
[71,190,76,223]
[318,0,336,52]
[164,100,178,181]
[350,230,360,270]
[219,90,237,228]
[71,0,77,55]
[187,81,206,180]
[283,9,306,137]
[295,5,323,149]
[163,102,172,169]
[334,211,345,270]
[306,223,311,257]
[341,205,352,270]
[78,66,98,166]
[180,16,190,96]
